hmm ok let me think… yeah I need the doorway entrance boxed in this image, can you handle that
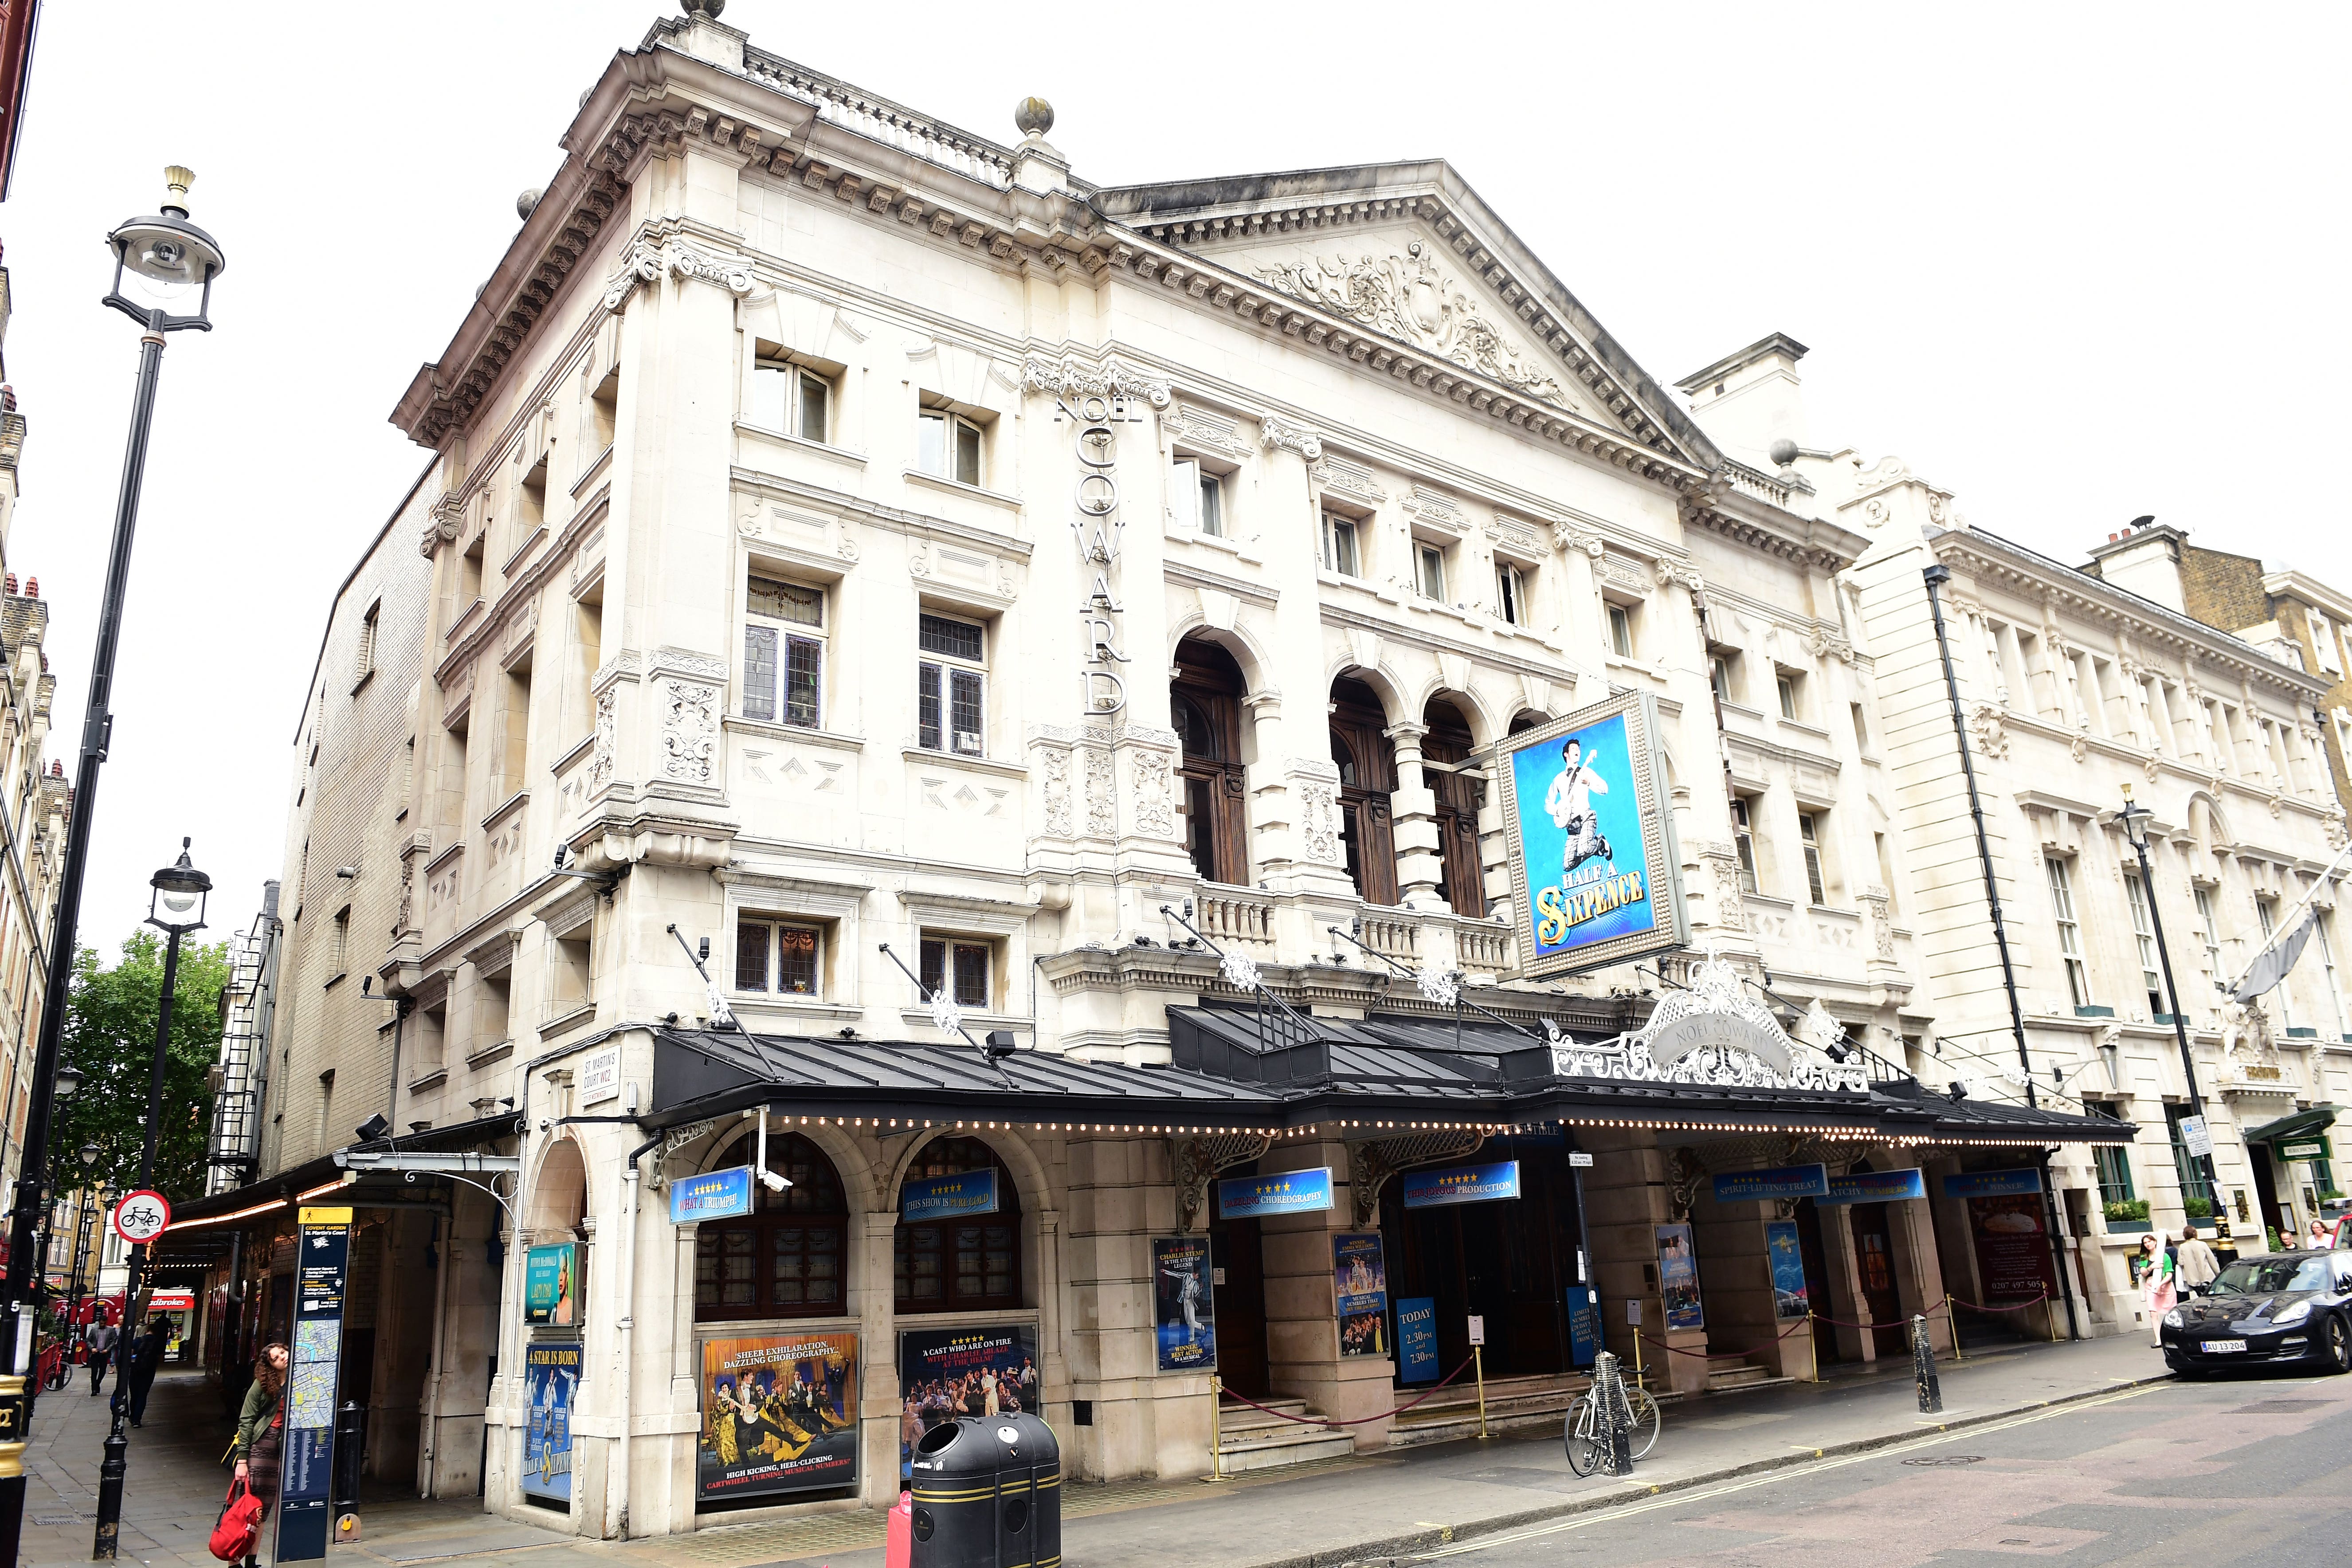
[2249,1149,2290,1248]
[1207,1173,1270,1399]
[1847,1201,1906,1359]
[1792,1198,1842,1364]
[1377,1135,1583,1383]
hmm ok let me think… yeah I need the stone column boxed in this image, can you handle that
[1258,1137,1395,1450]
[856,1210,898,1507]
[1386,721,1445,910]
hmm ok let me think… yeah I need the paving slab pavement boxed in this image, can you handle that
[15,1334,2184,1568]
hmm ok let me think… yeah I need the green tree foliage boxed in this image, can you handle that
[53,931,230,1203]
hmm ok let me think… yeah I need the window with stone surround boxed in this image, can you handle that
[735,916,821,997]
[750,347,835,443]
[894,1136,1022,1313]
[694,1131,847,1322]
[743,575,824,729]
[915,610,986,757]
[917,402,984,486]
[2046,857,2091,1008]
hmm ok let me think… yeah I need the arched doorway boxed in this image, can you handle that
[1206,1162,1270,1398]
[1423,695,1486,917]
[894,1136,1023,1313]
[693,1132,849,1322]
[1376,1134,1581,1381]
[1173,637,1249,886]
[1329,676,1398,906]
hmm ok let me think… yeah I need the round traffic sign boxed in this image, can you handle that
[111,1190,172,1245]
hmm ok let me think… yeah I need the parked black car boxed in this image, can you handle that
[2160,1249,2352,1376]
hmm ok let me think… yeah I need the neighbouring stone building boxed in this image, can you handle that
[157,8,2126,1541]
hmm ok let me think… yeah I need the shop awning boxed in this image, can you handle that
[2243,1103,2338,1146]
[644,1011,2136,1148]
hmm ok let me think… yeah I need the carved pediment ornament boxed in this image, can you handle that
[1254,242,1572,409]
[1022,356,1172,408]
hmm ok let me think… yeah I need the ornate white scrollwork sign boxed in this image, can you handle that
[1219,949,1262,994]
[1414,960,1462,1008]
[1545,944,1868,1093]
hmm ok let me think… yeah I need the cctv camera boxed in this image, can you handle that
[758,1170,793,1193]
[553,843,569,869]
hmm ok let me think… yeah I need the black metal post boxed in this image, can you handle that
[0,328,171,1566]
[2122,809,2227,1230]
[92,919,183,1559]
[1922,565,2080,1340]
[1912,1314,1943,1413]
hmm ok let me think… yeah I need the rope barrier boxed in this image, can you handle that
[1635,1317,1811,1358]
[1943,1290,2051,1316]
[1216,1355,1481,1427]
[1803,1290,2048,1329]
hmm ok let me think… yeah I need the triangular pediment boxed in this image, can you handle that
[1094,162,1717,468]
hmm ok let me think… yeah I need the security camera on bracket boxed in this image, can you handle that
[549,841,627,900]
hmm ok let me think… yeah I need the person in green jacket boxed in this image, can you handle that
[231,1341,291,1560]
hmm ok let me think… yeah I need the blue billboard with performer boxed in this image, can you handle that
[1494,692,1687,980]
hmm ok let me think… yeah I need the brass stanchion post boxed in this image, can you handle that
[1807,1312,1820,1383]
[1948,1295,1964,1362]
[1474,1346,1487,1439]
[1207,1374,1227,1482]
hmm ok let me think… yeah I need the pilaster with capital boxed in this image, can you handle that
[1385,720,1445,909]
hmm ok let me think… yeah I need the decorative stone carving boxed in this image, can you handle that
[1131,748,1175,838]
[1552,521,1606,559]
[2070,733,2090,764]
[1858,887,1896,960]
[1041,747,1073,837]
[1020,355,1172,408]
[1299,781,1341,865]
[1806,627,1854,663]
[1968,702,2009,760]
[1259,416,1324,463]
[1253,242,1570,406]
[1709,851,1746,933]
[1085,748,1116,836]
[602,237,756,312]
[660,680,718,782]
[588,690,617,793]
[1654,557,1704,596]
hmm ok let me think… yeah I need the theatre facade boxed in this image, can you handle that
[161,7,2129,1541]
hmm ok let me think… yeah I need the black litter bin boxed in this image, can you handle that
[909,1411,1060,1568]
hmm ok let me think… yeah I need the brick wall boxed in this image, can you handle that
[2176,542,2271,638]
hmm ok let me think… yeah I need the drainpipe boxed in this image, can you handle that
[612,1127,662,1540]
[1923,564,2079,1340]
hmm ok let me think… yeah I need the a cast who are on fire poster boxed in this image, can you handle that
[1493,691,1688,981]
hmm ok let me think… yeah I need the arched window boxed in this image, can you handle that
[693,1132,848,1322]
[1173,638,1249,885]
[1508,710,1550,735]
[1329,677,1398,905]
[1424,697,1486,917]
[894,1137,1022,1313]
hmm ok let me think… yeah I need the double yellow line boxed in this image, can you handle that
[1412,1384,2163,1560]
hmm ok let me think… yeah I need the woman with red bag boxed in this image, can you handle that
[217,1344,289,1565]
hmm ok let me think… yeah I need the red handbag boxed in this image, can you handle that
[209,1477,263,1562]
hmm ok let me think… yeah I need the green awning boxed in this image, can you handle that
[2244,1103,2339,1145]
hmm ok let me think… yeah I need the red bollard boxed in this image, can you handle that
[885,1489,912,1568]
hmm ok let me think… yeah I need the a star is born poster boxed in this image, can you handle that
[697,1332,859,1502]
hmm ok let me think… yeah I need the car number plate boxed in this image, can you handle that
[2200,1339,2247,1353]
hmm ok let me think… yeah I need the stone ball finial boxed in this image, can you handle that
[682,0,725,17]
[517,188,543,221]
[1015,97,1054,138]
[1767,438,1800,468]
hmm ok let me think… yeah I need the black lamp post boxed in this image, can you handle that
[90,841,208,1559]
[2117,786,2227,1236]
[0,169,223,1563]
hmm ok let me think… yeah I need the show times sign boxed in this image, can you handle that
[1494,692,1688,980]
[697,1333,858,1502]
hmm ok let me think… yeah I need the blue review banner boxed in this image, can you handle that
[1710,1164,1829,1205]
[1943,1168,2043,1199]
[1821,1169,1927,1204]
[902,1168,1000,1223]
[1401,1161,1522,1211]
[1216,1167,1334,1220]
[670,1165,755,1225]
[1396,1296,1440,1384]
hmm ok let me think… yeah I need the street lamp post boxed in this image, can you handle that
[2117,786,2227,1236]
[0,169,224,1557]
[90,842,208,1559]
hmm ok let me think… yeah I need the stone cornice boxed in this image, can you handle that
[725,466,1034,561]
[1933,526,2332,702]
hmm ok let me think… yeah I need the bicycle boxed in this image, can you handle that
[1563,1379,1661,1476]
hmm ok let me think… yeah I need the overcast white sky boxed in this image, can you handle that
[4,2,2346,946]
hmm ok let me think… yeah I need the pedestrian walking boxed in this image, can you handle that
[2309,1217,2330,1250]
[84,1316,118,1397]
[231,1343,290,1568]
[2136,1233,2175,1345]
[2175,1226,2220,1294]
[123,1317,169,1427]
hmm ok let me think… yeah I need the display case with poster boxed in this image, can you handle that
[1492,691,1688,980]
[1151,1236,1216,1372]
[1332,1234,1389,1358]
[1655,1222,1704,1331]
[521,1344,580,1505]
[696,1332,858,1504]
[895,1325,1039,1479]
